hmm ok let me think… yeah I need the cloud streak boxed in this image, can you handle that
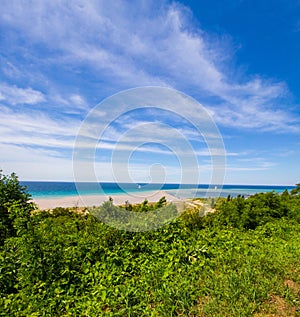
[1,0,298,131]
[0,83,45,105]
[0,1,299,183]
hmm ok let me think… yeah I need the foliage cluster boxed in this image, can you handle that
[90,196,176,231]
[209,190,300,229]
[0,171,35,245]
[0,172,299,316]
[123,196,167,212]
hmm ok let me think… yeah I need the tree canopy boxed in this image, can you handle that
[0,171,35,244]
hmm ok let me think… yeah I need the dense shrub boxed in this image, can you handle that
[1,176,300,316]
[0,171,35,244]
[211,191,300,229]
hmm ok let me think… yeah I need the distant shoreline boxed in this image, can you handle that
[28,182,296,209]
[33,190,181,210]
[23,181,295,204]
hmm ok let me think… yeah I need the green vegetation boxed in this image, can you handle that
[0,171,35,245]
[0,172,299,316]
[209,190,300,229]
[90,196,177,231]
[291,183,300,196]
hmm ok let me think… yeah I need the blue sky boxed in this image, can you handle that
[0,0,299,185]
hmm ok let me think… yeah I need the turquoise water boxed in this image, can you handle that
[21,182,295,199]
[168,187,292,199]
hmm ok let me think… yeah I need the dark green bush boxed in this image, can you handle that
[1,174,300,316]
[0,171,35,244]
[211,190,300,229]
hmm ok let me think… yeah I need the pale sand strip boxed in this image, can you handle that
[33,190,181,210]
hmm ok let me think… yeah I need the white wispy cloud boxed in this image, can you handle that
[0,105,80,158]
[0,83,45,105]
[1,0,298,132]
[0,143,75,180]
[0,0,299,183]
[0,105,79,137]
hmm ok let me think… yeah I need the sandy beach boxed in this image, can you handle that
[33,190,181,210]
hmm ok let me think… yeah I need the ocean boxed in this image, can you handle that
[21,182,295,200]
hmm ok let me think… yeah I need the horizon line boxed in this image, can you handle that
[20,180,296,187]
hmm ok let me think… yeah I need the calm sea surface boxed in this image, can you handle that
[21,182,295,199]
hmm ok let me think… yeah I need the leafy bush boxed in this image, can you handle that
[1,175,300,316]
[0,171,35,244]
[211,191,300,229]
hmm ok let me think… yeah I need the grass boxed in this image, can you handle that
[1,198,300,316]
